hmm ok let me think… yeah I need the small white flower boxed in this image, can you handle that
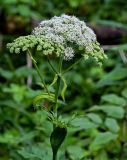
[64,47,74,60]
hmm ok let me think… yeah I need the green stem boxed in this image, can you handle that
[62,57,83,74]
[59,55,63,73]
[52,56,63,160]
[54,56,63,116]
[53,151,57,160]
[47,56,58,74]
[27,49,50,95]
[54,76,61,115]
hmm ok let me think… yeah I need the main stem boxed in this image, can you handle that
[53,151,57,160]
[52,56,63,160]
[54,76,61,115]
[54,55,63,116]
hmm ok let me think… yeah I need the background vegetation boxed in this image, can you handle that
[0,0,127,159]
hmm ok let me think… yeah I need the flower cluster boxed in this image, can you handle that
[7,35,65,57]
[7,14,107,63]
[33,14,96,45]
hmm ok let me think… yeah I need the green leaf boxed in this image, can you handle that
[17,5,31,17]
[71,117,98,130]
[105,118,120,133]
[50,74,58,87]
[87,113,103,125]
[67,146,85,159]
[0,68,13,79]
[101,94,126,106]
[0,131,17,144]
[90,132,118,151]
[96,66,127,87]
[18,146,50,160]
[61,76,67,101]
[68,0,80,8]
[50,126,67,160]
[18,148,41,159]
[94,150,108,160]
[17,132,38,144]
[15,66,35,78]
[122,88,127,99]
[33,93,55,105]
[101,106,125,119]
[3,0,17,4]
[3,84,27,103]
[90,105,125,119]
[0,131,37,144]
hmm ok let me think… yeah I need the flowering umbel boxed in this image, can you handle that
[7,14,107,64]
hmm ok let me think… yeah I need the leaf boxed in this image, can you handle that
[50,74,58,87]
[0,131,37,144]
[105,118,120,133]
[16,132,37,144]
[0,131,16,144]
[96,66,127,87]
[70,117,98,130]
[3,0,17,4]
[18,146,50,160]
[94,150,108,160]
[101,106,125,119]
[87,113,103,125]
[0,68,13,79]
[101,94,126,106]
[89,132,118,151]
[67,146,85,159]
[68,0,80,8]
[3,84,27,103]
[90,105,125,119]
[18,148,41,159]
[50,126,67,159]
[17,5,31,17]
[122,88,127,99]
[61,76,67,101]
[33,93,55,105]
[14,66,35,78]
[72,73,83,85]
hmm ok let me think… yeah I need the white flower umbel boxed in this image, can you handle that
[32,14,106,63]
[7,14,107,64]
[33,14,96,45]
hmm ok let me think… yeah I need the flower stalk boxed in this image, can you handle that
[28,49,50,95]
[63,57,83,74]
[54,55,63,116]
